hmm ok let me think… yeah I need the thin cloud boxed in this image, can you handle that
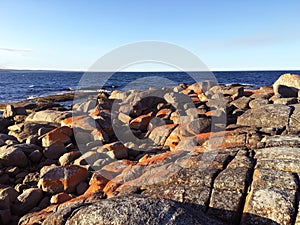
[0,48,33,53]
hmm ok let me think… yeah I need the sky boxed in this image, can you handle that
[0,0,299,71]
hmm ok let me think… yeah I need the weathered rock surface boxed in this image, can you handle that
[0,145,28,167]
[38,165,88,194]
[26,110,71,124]
[237,104,291,128]
[19,194,225,225]
[12,188,43,216]
[273,73,300,97]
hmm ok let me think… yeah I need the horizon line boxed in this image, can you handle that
[1,68,300,73]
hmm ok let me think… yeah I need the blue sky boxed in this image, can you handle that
[0,0,299,71]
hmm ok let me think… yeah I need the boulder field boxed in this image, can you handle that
[0,73,300,225]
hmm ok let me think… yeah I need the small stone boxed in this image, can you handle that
[26,135,40,145]
[59,151,82,166]
[50,192,72,204]
[29,150,43,163]
[14,183,28,193]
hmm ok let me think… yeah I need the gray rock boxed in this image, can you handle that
[0,118,14,133]
[57,195,222,225]
[26,134,40,145]
[25,110,71,124]
[208,189,243,224]
[74,151,106,166]
[29,150,43,163]
[213,167,251,192]
[249,98,269,108]
[0,145,28,167]
[252,168,297,190]
[43,142,67,159]
[0,133,17,142]
[242,187,296,225]
[221,86,244,99]
[272,97,298,105]
[289,104,300,132]
[0,208,11,225]
[0,186,18,204]
[230,96,251,109]
[3,105,27,119]
[12,188,43,216]
[255,147,300,161]
[237,104,291,128]
[189,81,217,93]
[273,73,300,97]
[261,135,300,147]
[59,151,82,166]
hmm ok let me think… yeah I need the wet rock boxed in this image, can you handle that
[38,165,88,194]
[273,73,300,98]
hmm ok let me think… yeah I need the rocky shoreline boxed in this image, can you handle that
[0,73,300,225]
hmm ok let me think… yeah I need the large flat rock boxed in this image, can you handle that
[26,110,72,124]
[19,194,224,225]
[237,104,291,128]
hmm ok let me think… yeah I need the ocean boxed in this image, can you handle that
[0,70,299,104]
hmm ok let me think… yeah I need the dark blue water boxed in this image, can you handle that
[0,70,299,103]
